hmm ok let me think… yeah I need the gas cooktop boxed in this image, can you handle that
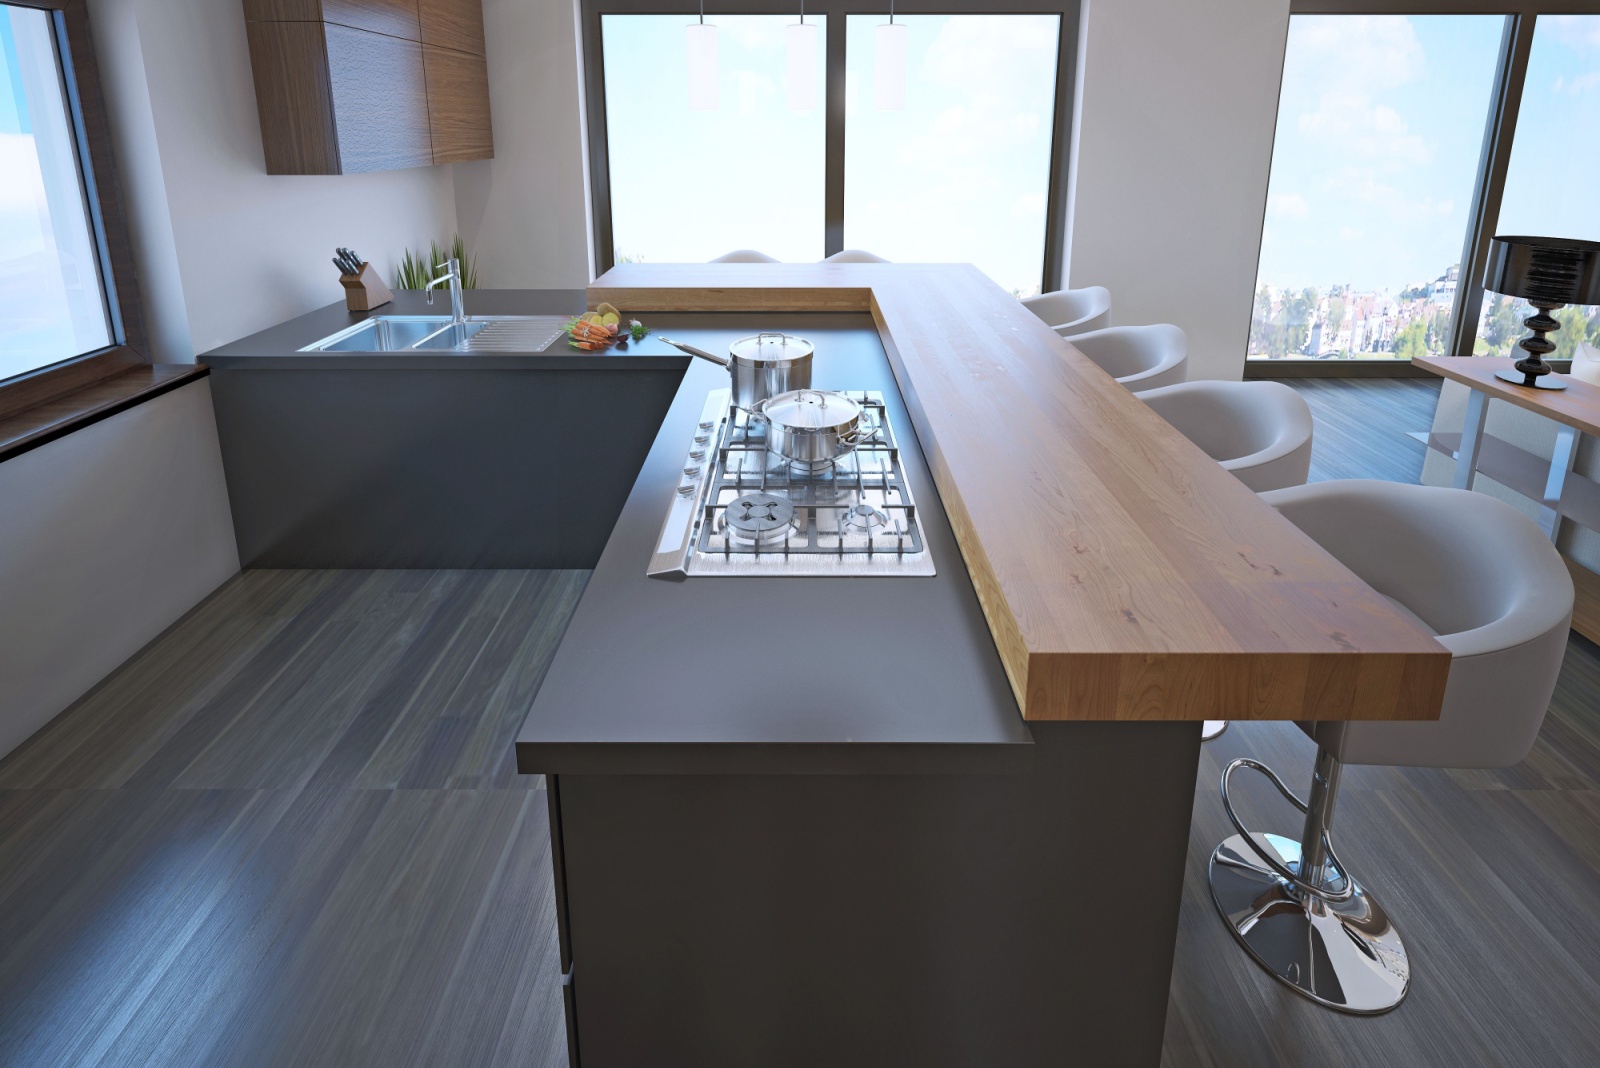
[647,389,936,577]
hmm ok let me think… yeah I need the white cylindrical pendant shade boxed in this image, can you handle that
[875,23,908,111]
[786,21,819,111]
[686,23,718,111]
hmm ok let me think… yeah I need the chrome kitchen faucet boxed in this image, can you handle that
[425,257,465,327]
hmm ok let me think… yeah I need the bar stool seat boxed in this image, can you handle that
[1021,286,1112,335]
[1064,325,1187,391]
[1210,480,1573,1013]
[711,250,780,263]
[1136,381,1313,493]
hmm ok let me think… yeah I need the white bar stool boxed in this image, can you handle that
[823,250,890,263]
[710,250,780,263]
[1136,381,1313,493]
[1021,286,1111,336]
[1211,480,1573,1013]
[1064,325,1187,391]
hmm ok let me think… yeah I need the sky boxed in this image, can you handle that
[601,14,1060,295]
[1497,16,1600,243]
[0,7,109,378]
[1258,14,1600,298]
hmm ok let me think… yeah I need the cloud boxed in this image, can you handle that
[1547,15,1600,56]
[1283,17,1434,171]
[1560,71,1600,95]
[1268,192,1309,218]
[1289,15,1426,93]
[1338,226,1365,242]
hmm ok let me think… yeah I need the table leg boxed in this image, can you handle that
[1453,388,1489,491]
[1540,425,1581,543]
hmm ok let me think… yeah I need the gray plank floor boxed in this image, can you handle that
[2,379,1597,1066]
[0,570,587,1068]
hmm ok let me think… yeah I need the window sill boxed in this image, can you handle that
[0,363,210,464]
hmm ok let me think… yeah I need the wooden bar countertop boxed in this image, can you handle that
[592,263,1451,723]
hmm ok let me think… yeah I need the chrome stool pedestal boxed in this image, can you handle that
[1208,751,1409,1014]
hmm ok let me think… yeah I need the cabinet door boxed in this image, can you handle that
[323,0,422,41]
[418,0,485,56]
[246,20,340,175]
[326,24,434,172]
[423,45,492,163]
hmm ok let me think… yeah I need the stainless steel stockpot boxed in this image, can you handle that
[661,333,814,410]
[752,389,865,466]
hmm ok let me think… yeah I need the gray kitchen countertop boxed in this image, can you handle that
[200,289,693,370]
[515,313,1031,776]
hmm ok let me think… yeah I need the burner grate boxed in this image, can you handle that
[649,389,935,577]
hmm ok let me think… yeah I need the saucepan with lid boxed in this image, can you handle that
[660,332,814,410]
[751,389,866,466]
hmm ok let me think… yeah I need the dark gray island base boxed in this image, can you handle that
[201,290,692,569]
[518,317,1201,1067]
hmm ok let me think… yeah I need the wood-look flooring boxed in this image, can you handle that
[0,569,585,1068]
[3,379,1598,1066]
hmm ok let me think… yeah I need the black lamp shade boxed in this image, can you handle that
[1485,236,1600,305]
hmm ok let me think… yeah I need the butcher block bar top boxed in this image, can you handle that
[590,263,1451,723]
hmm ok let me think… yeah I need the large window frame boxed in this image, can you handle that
[1248,0,1600,377]
[578,1,1082,291]
[1,0,147,419]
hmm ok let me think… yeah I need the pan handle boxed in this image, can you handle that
[660,337,731,367]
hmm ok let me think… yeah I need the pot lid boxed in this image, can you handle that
[759,389,862,429]
[729,332,813,364]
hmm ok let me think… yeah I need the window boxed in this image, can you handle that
[601,14,828,264]
[1477,14,1600,359]
[0,3,114,382]
[1249,4,1600,368]
[583,3,1076,295]
[1250,14,1503,361]
[843,14,1061,296]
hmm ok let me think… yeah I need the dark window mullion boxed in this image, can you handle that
[824,10,845,257]
[1449,12,1535,358]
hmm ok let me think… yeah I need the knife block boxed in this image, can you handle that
[340,262,393,312]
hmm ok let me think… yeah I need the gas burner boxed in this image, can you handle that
[649,388,934,577]
[720,492,798,545]
[840,502,891,535]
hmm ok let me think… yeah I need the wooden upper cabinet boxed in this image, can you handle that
[243,0,492,174]
[424,46,491,163]
[244,1,421,40]
[325,24,433,172]
[419,0,485,55]
[326,0,423,40]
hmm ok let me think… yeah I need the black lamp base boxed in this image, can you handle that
[1495,367,1569,390]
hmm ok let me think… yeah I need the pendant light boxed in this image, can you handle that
[787,1,819,111]
[875,1,907,111]
[687,0,718,111]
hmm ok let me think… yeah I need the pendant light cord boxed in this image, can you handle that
[889,0,895,25]
[698,0,704,25]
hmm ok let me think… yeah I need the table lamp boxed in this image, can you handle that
[1483,235,1600,391]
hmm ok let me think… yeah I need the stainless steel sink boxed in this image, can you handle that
[302,315,570,354]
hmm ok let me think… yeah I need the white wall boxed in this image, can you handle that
[0,382,240,761]
[88,0,462,359]
[453,0,594,289]
[1068,0,1290,381]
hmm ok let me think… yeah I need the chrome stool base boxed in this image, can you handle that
[1209,831,1409,1014]
[1201,720,1228,741]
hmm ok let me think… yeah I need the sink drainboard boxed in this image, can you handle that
[459,317,569,352]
